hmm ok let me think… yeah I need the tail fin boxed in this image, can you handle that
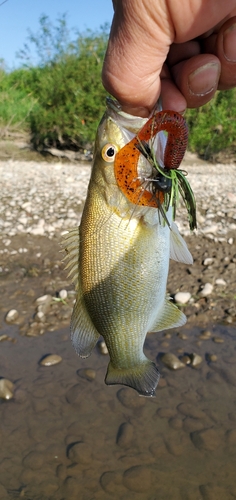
[105,360,160,397]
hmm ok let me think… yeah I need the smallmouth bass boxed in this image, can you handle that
[64,99,194,397]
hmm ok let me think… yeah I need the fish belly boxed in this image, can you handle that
[80,183,170,370]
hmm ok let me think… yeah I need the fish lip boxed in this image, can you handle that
[106,97,149,134]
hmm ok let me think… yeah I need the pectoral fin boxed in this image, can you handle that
[170,221,193,265]
[71,296,100,358]
[62,227,80,289]
[150,298,186,332]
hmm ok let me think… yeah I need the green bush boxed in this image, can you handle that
[186,89,236,159]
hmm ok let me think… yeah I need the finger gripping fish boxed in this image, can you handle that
[114,110,188,207]
[64,100,193,397]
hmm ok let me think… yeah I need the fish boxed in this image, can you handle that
[64,98,193,397]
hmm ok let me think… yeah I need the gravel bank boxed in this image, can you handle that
[0,158,236,240]
[0,157,235,332]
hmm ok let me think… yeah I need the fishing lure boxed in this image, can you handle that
[114,110,188,207]
[114,110,197,230]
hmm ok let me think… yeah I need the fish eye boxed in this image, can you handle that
[101,143,118,162]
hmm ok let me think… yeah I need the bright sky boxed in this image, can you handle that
[0,0,114,69]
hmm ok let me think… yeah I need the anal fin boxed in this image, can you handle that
[71,295,100,358]
[150,298,186,332]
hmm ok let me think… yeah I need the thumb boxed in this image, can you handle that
[102,1,172,117]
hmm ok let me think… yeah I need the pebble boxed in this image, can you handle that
[59,289,68,300]
[0,378,14,400]
[5,309,19,324]
[215,278,227,286]
[199,330,212,340]
[36,294,52,306]
[174,292,191,304]
[40,354,62,366]
[123,465,151,492]
[35,311,46,322]
[191,428,221,451]
[116,388,146,409]
[168,417,183,430]
[180,355,191,365]
[207,354,218,362]
[177,403,205,419]
[213,336,224,343]
[157,407,176,419]
[77,368,96,381]
[67,442,92,464]
[116,422,134,448]
[200,283,213,296]
[203,257,214,266]
[190,353,203,367]
[97,339,108,355]
[161,353,185,370]
[0,335,9,342]
[177,332,188,340]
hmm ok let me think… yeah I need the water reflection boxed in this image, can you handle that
[0,324,236,499]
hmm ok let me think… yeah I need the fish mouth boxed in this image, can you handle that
[106,97,149,135]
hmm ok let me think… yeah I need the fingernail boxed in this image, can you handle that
[223,24,236,62]
[188,62,219,96]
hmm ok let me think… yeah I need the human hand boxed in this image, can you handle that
[102,0,236,116]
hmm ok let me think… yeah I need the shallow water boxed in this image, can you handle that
[0,324,236,500]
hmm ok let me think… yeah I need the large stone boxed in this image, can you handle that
[117,388,146,409]
[123,465,151,492]
[116,422,133,448]
[191,428,222,451]
[67,442,92,464]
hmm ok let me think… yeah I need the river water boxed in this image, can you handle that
[0,323,236,500]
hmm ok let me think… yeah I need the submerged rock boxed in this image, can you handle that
[40,354,62,366]
[5,309,19,324]
[161,353,185,370]
[0,378,14,400]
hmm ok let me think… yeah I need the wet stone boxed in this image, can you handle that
[123,465,151,493]
[157,378,167,389]
[100,471,123,494]
[77,368,96,381]
[177,332,188,340]
[0,379,14,400]
[117,388,146,409]
[40,354,62,366]
[157,407,176,419]
[207,354,217,362]
[97,339,108,355]
[199,483,231,500]
[23,451,45,470]
[161,353,185,370]
[67,442,92,464]
[169,417,183,430]
[190,353,203,367]
[191,428,222,451]
[183,418,205,433]
[225,429,236,445]
[178,403,205,419]
[116,422,133,448]
[5,309,19,324]
[180,355,191,365]
[213,336,224,343]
